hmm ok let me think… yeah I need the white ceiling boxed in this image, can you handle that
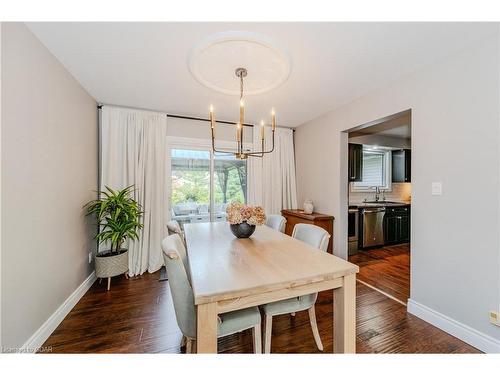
[27,22,497,127]
[349,111,411,139]
[377,125,411,139]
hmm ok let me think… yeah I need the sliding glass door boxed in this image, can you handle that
[169,145,247,227]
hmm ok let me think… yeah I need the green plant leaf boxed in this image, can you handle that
[84,185,143,249]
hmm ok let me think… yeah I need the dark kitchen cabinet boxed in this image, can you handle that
[384,215,399,243]
[399,215,410,242]
[348,143,363,182]
[384,206,410,245]
[392,149,411,182]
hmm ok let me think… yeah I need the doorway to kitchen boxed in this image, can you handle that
[346,110,411,305]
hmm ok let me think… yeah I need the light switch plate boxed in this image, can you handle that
[431,182,442,195]
[490,311,500,326]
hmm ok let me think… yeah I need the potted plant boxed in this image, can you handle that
[84,186,143,290]
[226,202,266,238]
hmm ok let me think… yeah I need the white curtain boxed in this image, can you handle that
[100,106,168,276]
[248,127,298,214]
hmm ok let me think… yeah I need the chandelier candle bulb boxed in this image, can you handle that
[239,99,245,125]
[236,122,241,142]
[260,120,265,140]
[271,109,276,131]
[209,105,215,129]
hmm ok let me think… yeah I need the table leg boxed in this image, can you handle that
[196,302,218,353]
[333,273,356,353]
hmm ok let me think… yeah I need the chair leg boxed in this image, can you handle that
[252,324,262,354]
[308,306,323,351]
[263,314,273,354]
[107,277,111,291]
[186,338,193,354]
[181,335,187,347]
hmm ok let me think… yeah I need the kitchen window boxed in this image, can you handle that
[351,148,392,192]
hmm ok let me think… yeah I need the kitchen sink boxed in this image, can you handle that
[363,201,402,204]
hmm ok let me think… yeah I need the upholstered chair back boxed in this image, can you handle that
[163,232,188,272]
[291,224,330,306]
[265,214,287,233]
[292,224,330,252]
[161,234,196,339]
[166,220,182,236]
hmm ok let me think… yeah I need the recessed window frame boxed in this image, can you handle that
[350,148,392,192]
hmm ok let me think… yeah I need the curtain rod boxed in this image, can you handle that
[97,103,295,131]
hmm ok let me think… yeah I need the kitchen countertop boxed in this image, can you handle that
[349,201,411,209]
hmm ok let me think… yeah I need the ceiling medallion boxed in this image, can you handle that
[188,31,291,95]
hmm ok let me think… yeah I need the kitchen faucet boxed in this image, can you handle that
[372,186,381,201]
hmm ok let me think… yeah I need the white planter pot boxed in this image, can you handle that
[95,249,129,278]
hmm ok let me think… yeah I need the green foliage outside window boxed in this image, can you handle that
[171,167,246,205]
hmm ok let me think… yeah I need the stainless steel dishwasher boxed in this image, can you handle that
[361,207,386,248]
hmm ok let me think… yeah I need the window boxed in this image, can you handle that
[171,149,211,226]
[351,149,391,191]
[169,143,247,227]
[214,153,247,206]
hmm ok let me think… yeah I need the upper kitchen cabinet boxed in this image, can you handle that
[392,149,411,182]
[348,143,363,182]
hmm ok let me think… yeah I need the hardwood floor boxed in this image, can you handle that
[349,243,410,303]
[42,270,479,354]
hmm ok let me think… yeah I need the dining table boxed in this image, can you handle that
[184,221,359,353]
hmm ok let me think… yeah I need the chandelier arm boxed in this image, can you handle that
[214,148,244,154]
[211,130,236,154]
[212,141,244,154]
[212,131,252,155]
[241,130,276,156]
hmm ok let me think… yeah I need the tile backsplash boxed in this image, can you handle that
[349,183,411,204]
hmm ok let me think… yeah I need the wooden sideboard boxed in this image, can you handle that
[281,209,334,253]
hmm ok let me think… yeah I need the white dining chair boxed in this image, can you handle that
[161,234,263,354]
[265,214,287,233]
[167,220,185,244]
[260,224,330,353]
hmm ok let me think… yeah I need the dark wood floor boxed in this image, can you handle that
[349,243,410,303]
[42,269,480,354]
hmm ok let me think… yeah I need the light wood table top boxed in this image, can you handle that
[184,222,358,305]
[184,221,359,354]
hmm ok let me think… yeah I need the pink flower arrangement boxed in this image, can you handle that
[226,202,266,226]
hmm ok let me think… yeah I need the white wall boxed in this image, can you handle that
[1,23,98,348]
[167,116,253,143]
[295,33,500,349]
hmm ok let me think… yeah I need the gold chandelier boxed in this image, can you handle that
[209,68,276,159]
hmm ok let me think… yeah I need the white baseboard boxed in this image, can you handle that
[407,299,500,353]
[20,271,96,352]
